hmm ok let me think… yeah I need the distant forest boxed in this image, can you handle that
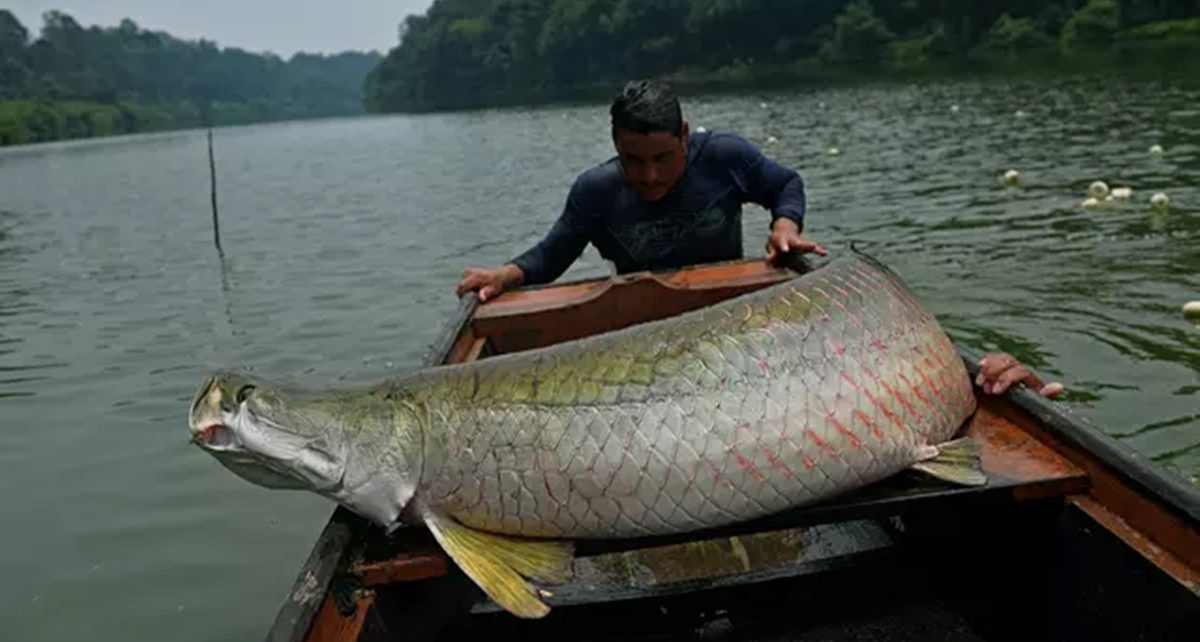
[3,3,1197,146]
[0,10,381,146]
[366,0,1200,112]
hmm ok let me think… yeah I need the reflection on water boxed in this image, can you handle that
[0,68,1196,642]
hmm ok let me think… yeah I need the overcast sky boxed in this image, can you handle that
[7,1,435,56]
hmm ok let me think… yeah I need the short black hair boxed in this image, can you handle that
[610,79,683,136]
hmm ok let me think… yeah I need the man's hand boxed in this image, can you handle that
[766,218,827,265]
[976,352,1063,398]
[455,264,524,303]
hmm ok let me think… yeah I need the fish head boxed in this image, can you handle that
[188,371,347,493]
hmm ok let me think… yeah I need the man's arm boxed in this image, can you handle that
[716,134,823,261]
[509,183,591,286]
[722,134,807,232]
[456,181,591,301]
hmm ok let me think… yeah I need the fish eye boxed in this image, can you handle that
[236,385,256,404]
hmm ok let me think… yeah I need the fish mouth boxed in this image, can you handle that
[192,424,242,451]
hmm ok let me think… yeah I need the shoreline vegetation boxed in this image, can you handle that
[364,0,1200,113]
[0,10,380,147]
[2,2,1198,147]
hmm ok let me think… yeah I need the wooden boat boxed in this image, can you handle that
[265,254,1199,642]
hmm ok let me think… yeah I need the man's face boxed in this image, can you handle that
[613,123,689,202]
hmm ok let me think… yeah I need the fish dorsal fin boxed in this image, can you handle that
[909,437,988,486]
[421,510,573,618]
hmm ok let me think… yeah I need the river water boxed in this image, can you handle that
[1,68,1197,641]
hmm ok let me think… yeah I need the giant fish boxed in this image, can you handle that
[188,250,983,618]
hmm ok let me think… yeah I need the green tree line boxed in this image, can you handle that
[365,0,1200,112]
[0,10,381,146]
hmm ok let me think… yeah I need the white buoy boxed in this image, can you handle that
[950,104,960,113]
[827,147,840,156]
[1003,169,1020,185]
[1151,192,1170,210]
[1082,197,1101,209]
[1184,301,1200,321]
[1150,144,1164,155]
[1088,181,1110,199]
[1110,187,1132,200]
[766,135,778,144]
[1015,110,1027,118]
[696,126,707,133]
[759,102,768,109]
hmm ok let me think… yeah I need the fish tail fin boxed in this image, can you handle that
[422,511,573,619]
[909,437,988,486]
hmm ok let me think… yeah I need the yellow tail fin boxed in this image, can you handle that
[422,511,573,618]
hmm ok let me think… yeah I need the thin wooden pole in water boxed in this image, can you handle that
[207,128,222,254]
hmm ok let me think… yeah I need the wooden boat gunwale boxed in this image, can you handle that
[957,353,1200,526]
[263,253,1200,642]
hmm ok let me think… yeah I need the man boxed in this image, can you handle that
[455,79,1061,398]
[456,79,821,300]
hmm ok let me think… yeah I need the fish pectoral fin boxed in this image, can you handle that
[908,437,987,487]
[422,511,573,619]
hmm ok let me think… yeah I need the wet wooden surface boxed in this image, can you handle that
[354,555,448,587]
[472,520,893,612]
[470,260,800,354]
[965,399,1087,495]
[1069,495,1200,595]
[305,590,374,642]
[980,394,1200,575]
[475,260,798,319]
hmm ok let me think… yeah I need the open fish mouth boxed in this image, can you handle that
[193,424,242,451]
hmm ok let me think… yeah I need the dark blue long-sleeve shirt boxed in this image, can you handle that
[510,129,807,285]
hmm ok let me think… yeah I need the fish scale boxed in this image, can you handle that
[413,252,976,539]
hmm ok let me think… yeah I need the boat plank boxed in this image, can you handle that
[305,591,375,642]
[475,260,796,319]
[267,514,353,642]
[446,325,480,365]
[973,406,1077,479]
[1069,495,1200,594]
[428,293,480,366]
[977,393,1200,572]
[471,262,799,354]
[354,554,447,587]
[473,279,612,318]
[463,336,487,362]
[472,519,893,612]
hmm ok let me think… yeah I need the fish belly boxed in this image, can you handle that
[417,253,975,539]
